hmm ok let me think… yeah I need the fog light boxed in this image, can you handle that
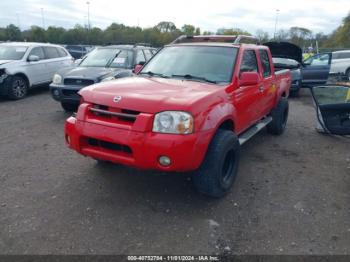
[159,156,171,166]
[53,89,60,97]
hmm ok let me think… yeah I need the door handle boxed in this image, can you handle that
[259,86,264,92]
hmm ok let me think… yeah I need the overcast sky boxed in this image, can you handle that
[0,0,349,35]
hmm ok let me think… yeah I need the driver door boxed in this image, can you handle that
[232,49,262,133]
[312,85,350,135]
[302,53,331,86]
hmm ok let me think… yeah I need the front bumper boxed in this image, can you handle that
[65,112,212,172]
[0,74,11,96]
[49,84,82,105]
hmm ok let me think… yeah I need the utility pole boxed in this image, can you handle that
[86,1,91,30]
[16,12,21,29]
[41,8,46,29]
[274,9,280,39]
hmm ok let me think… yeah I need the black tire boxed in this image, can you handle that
[267,97,289,135]
[94,159,109,165]
[61,102,78,112]
[192,129,240,198]
[289,88,300,97]
[8,75,28,100]
[346,68,350,81]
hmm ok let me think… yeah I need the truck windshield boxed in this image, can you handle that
[140,46,237,84]
[0,46,27,60]
[80,48,133,68]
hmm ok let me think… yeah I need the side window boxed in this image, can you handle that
[29,47,45,60]
[43,46,60,59]
[240,50,258,73]
[57,48,68,57]
[338,52,350,59]
[258,49,271,77]
[307,53,330,66]
[332,53,340,60]
[135,50,146,64]
[143,49,153,61]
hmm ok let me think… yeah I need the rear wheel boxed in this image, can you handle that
[267,97,289,135]
[192,129,240,198]
[61,102,78,112]
[8,76,28,100]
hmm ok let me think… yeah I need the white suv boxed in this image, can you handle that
[0,42,73,99]
[330,50,350,79]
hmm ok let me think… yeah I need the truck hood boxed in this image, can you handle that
[59,66,128,80]
[263,42,302,64]
[80,76,220,113]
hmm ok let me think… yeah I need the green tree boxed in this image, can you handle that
[275,29,289,41]
[88,27,103,45]
[46,26,66,43]
[255,29,270,43]
[62,24,87,44]
[323,12,350,48]
[288,27,313,48]
[0,28,6,41]
[5,24,22,41]
[155,21,177,33]
[29,26,46,42]
[181,24,195,35]
[216,28,251,35]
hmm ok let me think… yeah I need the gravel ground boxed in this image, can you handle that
[0,88,349,255]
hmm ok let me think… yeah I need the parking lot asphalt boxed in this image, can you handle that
[0,88,349,255]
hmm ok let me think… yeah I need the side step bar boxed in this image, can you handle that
[238,116,272,145]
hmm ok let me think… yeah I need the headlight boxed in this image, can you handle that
[52,74,62,84]
[153,111,194,134]
[101,76,115,82]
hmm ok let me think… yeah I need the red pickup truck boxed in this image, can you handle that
[65,35,292,197]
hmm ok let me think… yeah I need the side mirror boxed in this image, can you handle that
[133,64,144,74]
[28,55,40,62]
[239,72,260,86]
[74,59,82,66]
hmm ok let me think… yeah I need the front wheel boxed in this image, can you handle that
[192,129,240,198]
[267,97,289,135]
[8,76,28,100]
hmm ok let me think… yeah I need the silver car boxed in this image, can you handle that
[0,42,73,99]
[330,50,350,78]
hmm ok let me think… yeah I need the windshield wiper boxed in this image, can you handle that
[140,71,169,78]
[171,74,217,84]
[106,50,122,68]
